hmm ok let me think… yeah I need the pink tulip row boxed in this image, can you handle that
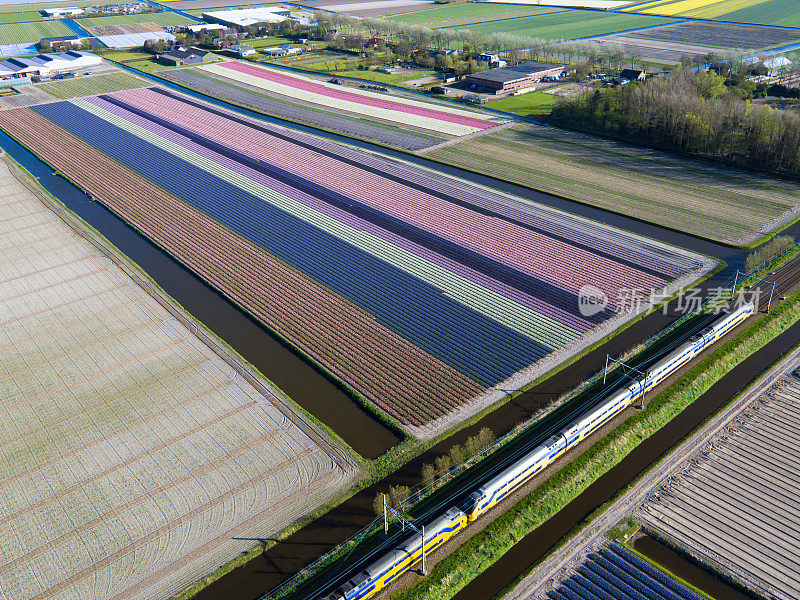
[111,88,669,307]
[87,94,591,335]
[217,61,496,131]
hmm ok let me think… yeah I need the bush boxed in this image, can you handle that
[745,235,795,273]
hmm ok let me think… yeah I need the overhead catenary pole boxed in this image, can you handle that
[603,354,649,408]
[384,503,428,578]
[421,525,426,576]
[383,494,388,536]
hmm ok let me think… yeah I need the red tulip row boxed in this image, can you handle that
[0,108,484,427]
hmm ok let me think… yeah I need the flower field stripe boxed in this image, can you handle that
[72,96,578,349]
[37,100,556,384]
[199,62,482,136]
[0,108,484,425]
[210,61,498,130]
[93,93,596,332]
[231,62,499,122]
[91,95,591,335]
[111,88,667,310]
[141,87,696,281]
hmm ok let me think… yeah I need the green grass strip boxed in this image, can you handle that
[393,285,800,600]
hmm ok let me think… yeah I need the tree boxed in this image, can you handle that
[39,39,51,52]
[421,462,436,485]
[435,53,453,70]
[434,454,451,479]
[448,443,466,466]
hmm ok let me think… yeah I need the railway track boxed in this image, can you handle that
[294,251,800,600]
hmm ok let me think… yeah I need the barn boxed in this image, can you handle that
[466,61,564,93]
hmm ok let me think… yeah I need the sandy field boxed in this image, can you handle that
[0,154,357,600]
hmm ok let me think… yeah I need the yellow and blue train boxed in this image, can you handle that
[321,301,754,600]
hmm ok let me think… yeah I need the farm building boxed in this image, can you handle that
[159,45,208,66]
[476,53,506,68]
[262,43,301,56]
[202,7,291,27]
[619,68,645,81]
[0,50,100,83]
[763,56,792,75]
[185,22,226,34]
[40,36,84,51]
[229,44,256,57]
[41,6,84,17]
[466,61,564,92]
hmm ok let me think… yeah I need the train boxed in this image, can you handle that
[320,301,755,600]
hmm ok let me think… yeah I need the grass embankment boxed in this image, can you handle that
[393,285,800,600]
[426,124,800,247]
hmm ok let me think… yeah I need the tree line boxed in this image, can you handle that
[552,67,800,177]
[314,10,658,71]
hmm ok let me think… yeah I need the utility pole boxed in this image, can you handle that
[421,525,427,575]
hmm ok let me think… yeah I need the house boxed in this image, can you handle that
[619,68,645,81]
[41,6,84,18]
[431,48,458,58]
[476,53,506,69]
[466,61,564,93]
[158,45,208,66]
[229,44,256,57]
[212,38,229,48]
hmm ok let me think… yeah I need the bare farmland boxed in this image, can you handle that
[631,20,800,50]
[426,123,800,245]
[0,154,357,600]
[590,34,721,62]
[640,372,800,600]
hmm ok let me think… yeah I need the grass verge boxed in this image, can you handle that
[485,90,559,117]
[391,284,800,600]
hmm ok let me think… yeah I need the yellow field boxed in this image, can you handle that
[624,0,769,17]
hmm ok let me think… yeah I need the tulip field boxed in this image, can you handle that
[197,61,502,137]
[0,88,704,431]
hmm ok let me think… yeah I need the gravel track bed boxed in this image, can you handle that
[641,375,800,600]
[160,68,444,150]
[0,155,357,600]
